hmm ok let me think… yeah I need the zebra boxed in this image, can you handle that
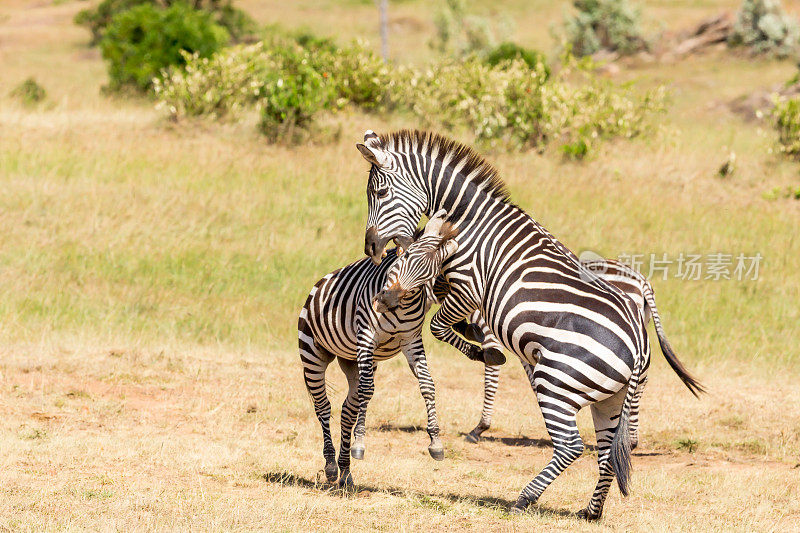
[461,257,662,447]
[299,246,506,487]
[357,129,704,519]
[378,217,689,452]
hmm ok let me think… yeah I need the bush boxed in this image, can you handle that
[774,97,800,157]
[485,42,550,80]
[101,3,229,91]
[10,77,46,105]
[76,0,255,45]
[561,0,647,57]
[75,0,154,45]
[156,38,666,152]
[729,0,800,58]
[400,53,665,152]
[257,47,335,140]
[431,0,513,57]
[155,40,396,120]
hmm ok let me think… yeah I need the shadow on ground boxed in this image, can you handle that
[261,471,577,519]
[376,423,424,433]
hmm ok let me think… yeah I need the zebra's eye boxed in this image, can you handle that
[376,187,389,199]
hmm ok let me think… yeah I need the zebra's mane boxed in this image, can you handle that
[377,130,511,204]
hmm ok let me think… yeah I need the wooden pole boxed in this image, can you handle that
[378,0,389,61]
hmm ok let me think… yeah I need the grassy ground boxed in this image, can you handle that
[1,0,800,530]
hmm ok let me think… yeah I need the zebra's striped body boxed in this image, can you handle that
[464,259,655,447]
[359,130,703,519]
[298,249,444,487]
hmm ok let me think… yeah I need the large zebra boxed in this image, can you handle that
[461,258,660,447]
[356,129,703,519]
[299,245,504,487]
[376,217,700,451]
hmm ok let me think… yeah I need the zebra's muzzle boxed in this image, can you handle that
[364,226,393,265]
[372,289,401,313]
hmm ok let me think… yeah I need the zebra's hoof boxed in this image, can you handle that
[576,507,602,521]
[482,348,506,366]
[465,432,480,443]
[324,462,338,483]
[338,472,354,489]
[509,497,529,514]
[466,345,484,362]
[351,445,365,460]
[428,444,445,461]
[464,323,485,343]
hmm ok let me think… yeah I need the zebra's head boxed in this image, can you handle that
[372,210,459,313]
[358,130,426,264]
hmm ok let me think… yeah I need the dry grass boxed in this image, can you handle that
[1,0,800,530]
[1,341,798,531]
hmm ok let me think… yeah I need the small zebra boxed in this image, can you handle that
[359,130,704,518]
[299,246,503,487]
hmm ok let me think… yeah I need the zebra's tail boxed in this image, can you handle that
[642,283,705,397]
[609,355,641,497]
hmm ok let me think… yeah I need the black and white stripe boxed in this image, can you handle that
[463,259,659,448]
[359,130,703,519]
[298,249,444,488]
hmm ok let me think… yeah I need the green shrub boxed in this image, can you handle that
[156,40,395,120]
[257,48,335,141]
[399,54,665,152]
[101,3,229,91]
[10,77,46,105]
[75,0,155,45]
[431,0,513,57]
[729,0,800,58]
[155,43,272,118]
[485,42,550,80]
[560,0,647,57]
[774,97,800,157]
[317,43,396,110]
[156,39,666,152]
[76,0,255,45]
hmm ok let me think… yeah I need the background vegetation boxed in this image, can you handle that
[1,0,800,530]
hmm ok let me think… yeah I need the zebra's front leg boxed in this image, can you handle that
[351,331,377,461]
[430,298,506,366]
[464,310,506,442]
[402,337,444,460]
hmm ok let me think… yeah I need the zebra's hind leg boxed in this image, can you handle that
[629,374,648,450]
[578,387,628,520]
[299,331,337,483]
[511,390,584,513]
[402,338,443,460]
[466,364,499,443]
[335,356,360,488]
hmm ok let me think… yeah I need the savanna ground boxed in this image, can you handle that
[1,0,800,530]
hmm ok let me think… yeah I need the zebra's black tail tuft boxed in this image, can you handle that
[655,333,705,398]
[610,399,632,497]
[643,286,706,398]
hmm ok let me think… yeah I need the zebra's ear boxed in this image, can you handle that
[423,208,449,236]
[363,129,382,148]
[442,237,459,259]
[356,143,389,168]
